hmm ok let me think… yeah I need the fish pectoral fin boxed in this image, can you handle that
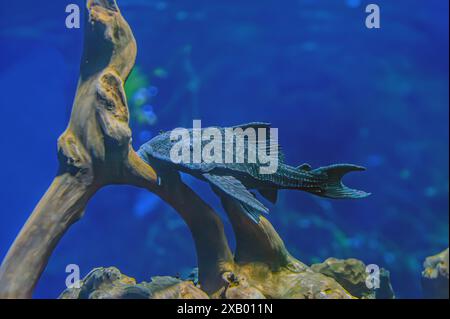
[200,163,215,173]
[258,189,278,204]
[239,202,263,223]
[296,163,312,171]
[203,173,269,214]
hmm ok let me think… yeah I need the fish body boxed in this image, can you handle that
[138,123,370,222]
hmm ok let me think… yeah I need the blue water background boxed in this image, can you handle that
[0,0,448,298]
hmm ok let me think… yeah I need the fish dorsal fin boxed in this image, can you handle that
[231,122,271,130]
[297,163,312,171]
[259,189,278,204]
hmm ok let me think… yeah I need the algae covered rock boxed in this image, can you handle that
[59,263,356,299]
[59,267,209,299]
[210,261,354,299]
[421,248,449,299]
[311,257,394,299]
[60,258,398,299]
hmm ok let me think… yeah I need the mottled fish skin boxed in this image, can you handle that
[138,123,369,196]
[138,123,370,221]
[139,123,283,175]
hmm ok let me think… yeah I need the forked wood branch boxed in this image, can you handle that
[0,0,352,299]
[0,0,232,298]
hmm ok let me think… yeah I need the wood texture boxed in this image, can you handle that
[0,0,353,299]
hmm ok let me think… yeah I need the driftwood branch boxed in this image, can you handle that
[0,0,354,299]
[0,175,97,298]
[0,0,234,299]
[221,197,293,269]
[151,177,234,294]
[216,197,354,299]
[0,0,152,298]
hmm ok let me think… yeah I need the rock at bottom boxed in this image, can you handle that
[311,257,395,299]
[421,248,449,299]
[59,267,209,299]
[60,258,396,299]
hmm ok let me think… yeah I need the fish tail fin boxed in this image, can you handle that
[310,164,371,199]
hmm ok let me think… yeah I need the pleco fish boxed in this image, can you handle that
[138,122,370,223]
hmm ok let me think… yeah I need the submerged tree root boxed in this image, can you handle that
[0,0,388,299]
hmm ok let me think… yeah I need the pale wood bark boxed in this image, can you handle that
[0,0,232,298]
[0,0,352,299]
[0,175,98,298]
